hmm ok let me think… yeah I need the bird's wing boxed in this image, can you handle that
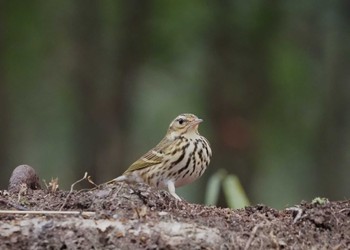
[124,137,172,173]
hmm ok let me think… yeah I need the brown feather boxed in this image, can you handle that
[124,137,173,173]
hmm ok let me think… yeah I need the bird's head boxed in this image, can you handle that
[167,113,203,139]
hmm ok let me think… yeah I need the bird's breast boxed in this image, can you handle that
[166,136,211,188]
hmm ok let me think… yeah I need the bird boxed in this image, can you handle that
[109,113,212,200]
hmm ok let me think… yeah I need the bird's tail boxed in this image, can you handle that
[102,175,127,186]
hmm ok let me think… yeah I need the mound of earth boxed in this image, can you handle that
[0,182,349,249]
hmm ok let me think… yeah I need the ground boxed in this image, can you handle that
[0,182,350,249]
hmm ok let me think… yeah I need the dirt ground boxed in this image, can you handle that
[0,181,350,249]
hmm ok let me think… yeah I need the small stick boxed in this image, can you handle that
[0,210,95,216]
[17,183,28,202]
[244,223,263,250]
[70,172,88,192]
[339,208,350,213]
[60,172,89,211]
[286,207,303,224]
[87,175,98,188]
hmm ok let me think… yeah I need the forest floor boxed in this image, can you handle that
[0,181,349,249]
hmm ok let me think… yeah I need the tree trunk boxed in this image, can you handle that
[0,2,10,186]
[204,0,279,203]
[72,0,152,184]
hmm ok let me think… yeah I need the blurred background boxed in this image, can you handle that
[1,1,350,209]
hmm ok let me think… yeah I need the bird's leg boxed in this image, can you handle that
[166,180,181,200]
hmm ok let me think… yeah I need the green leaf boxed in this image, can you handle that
[222,174,250,209]
[204,169,226,206]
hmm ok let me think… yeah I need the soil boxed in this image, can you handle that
[0,182,350,249]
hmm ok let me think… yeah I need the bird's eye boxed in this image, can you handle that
[178,118,185,125]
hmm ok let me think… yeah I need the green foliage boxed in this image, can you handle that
[311,197,329,205]
[205,169,226,206]
[205,170,250,209]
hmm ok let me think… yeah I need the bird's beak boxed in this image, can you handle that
[191,118,203,127]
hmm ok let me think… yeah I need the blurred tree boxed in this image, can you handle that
[204,0,280,204]
[0,1,10,182]
[71,0,152,183]
[315,1,350,198]
[251,1,350,207]
[70,0,104,183]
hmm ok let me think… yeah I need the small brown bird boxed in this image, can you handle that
[111,113,212,200]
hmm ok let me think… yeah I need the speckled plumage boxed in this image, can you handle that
[112,113,212,200]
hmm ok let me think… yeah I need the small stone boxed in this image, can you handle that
[8,165,41,193]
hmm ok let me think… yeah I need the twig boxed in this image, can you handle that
[60,172,89,211]
[339,208,350,213]
[286,206,303,224]
[71,172,89,192]
[0,210,95,216]
[17,183,28,202]
[130,186,148,205]
[43,177,59,193]
[244,223,263,250]
[87,175,98,188]
[116,182,124,193]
